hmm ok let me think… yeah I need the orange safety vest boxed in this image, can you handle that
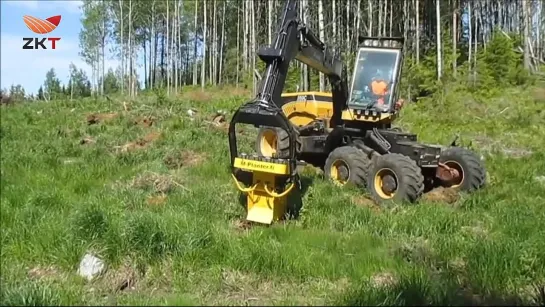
[371,80,388,105]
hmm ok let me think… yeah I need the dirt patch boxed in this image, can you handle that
[163,150,207,169]
[501,148,534,158]
[461,223,489,238]
[369,271,397,288]
[56,127,73,137]
[27,265,61,280]
[80,136,96,145]
[133,116,155,128]
[185,90,213,102]
[471,134,533,158]
[392,237,435,265]
[95,261,144,294]
[231,218,254,231]
[215,269,277,305]
[449,257,467,272]
[351,196,381,212]
[130,171,189,194]
[422,187,460,204]
[212,113,226,125]
[147,194,167,206]
[115,131,162,153]
[212,269,350,305]
[204,112,230,132]
[532,87,545,103]
[86,112,118,125]
[299,164,324,177]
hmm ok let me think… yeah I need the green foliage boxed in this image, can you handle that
[100,68,121,95]
[43,68,62,100]
[68,63,92,99]
[399,28,538,101]
[477,30,533,87]
[8,85,26,102]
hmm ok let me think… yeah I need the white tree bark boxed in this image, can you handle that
[416,0,420,63]
[192,0,198,85]
[436,0,442,80]
[368,0,372,36]
[201,0,207,89]
[219,1,226,84]
[166,0,170,94]
[268,0,273,45]
[318,0,325,91]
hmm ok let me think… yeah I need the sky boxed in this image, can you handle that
[0,0,122,95]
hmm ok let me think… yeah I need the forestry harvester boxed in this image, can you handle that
[228,0,486,225]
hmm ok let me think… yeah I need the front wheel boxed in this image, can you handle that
[324,146,371,187]
[367,153,424,205]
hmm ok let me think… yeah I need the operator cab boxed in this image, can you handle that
[348,37,403,114]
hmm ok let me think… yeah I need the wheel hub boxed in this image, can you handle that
[330,159,350,185]
[381,174,397,194]
[374,168,398,199]
[337,165,349,181]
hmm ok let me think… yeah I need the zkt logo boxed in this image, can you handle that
[22,15,62,50]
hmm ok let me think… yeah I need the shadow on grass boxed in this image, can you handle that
[335,267,545,306]
[237,174,314,222]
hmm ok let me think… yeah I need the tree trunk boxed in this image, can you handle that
[452,0,457,77]
[174,0,179,94]
[468,0,472,75]
[192,0,198,85]
[128,0,133,97]
[332,0,337,49]
[304,0,309,91]
[522,0,531,70]
[318,0,325,91]
[416,0,420,63]
[119,0,124,95]
[150,1,156,89]
[268,0,273,45]
[436,0,442,80]
[219,1,226,84]
[101,0,105,96]
[368,0,372,36]
[201,0,207,90]
[243,0,248,72]
[166,0,170,95]
[236,0,240,86]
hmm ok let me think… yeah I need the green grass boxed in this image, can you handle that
[1,87,545,306]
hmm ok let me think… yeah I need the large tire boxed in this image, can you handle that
[439,147,486,192]
[367,153,424,204]
[255,126,301,159]
[324,146,372,187]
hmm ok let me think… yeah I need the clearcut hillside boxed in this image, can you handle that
[1,86,545,306]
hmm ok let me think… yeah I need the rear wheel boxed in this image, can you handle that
[439,147,486,192]
[367,153,424,205]
[324,146,371,187]
[255,127,287,158]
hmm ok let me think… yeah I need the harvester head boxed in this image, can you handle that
[228,99,301,225]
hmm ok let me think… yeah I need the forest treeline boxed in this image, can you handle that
[2,0,544,104]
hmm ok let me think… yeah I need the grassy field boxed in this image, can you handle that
[1,86,545,306]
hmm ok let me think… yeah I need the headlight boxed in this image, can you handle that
[372,40,379,47]
[364,39,371,46]
[382,40,390,47]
